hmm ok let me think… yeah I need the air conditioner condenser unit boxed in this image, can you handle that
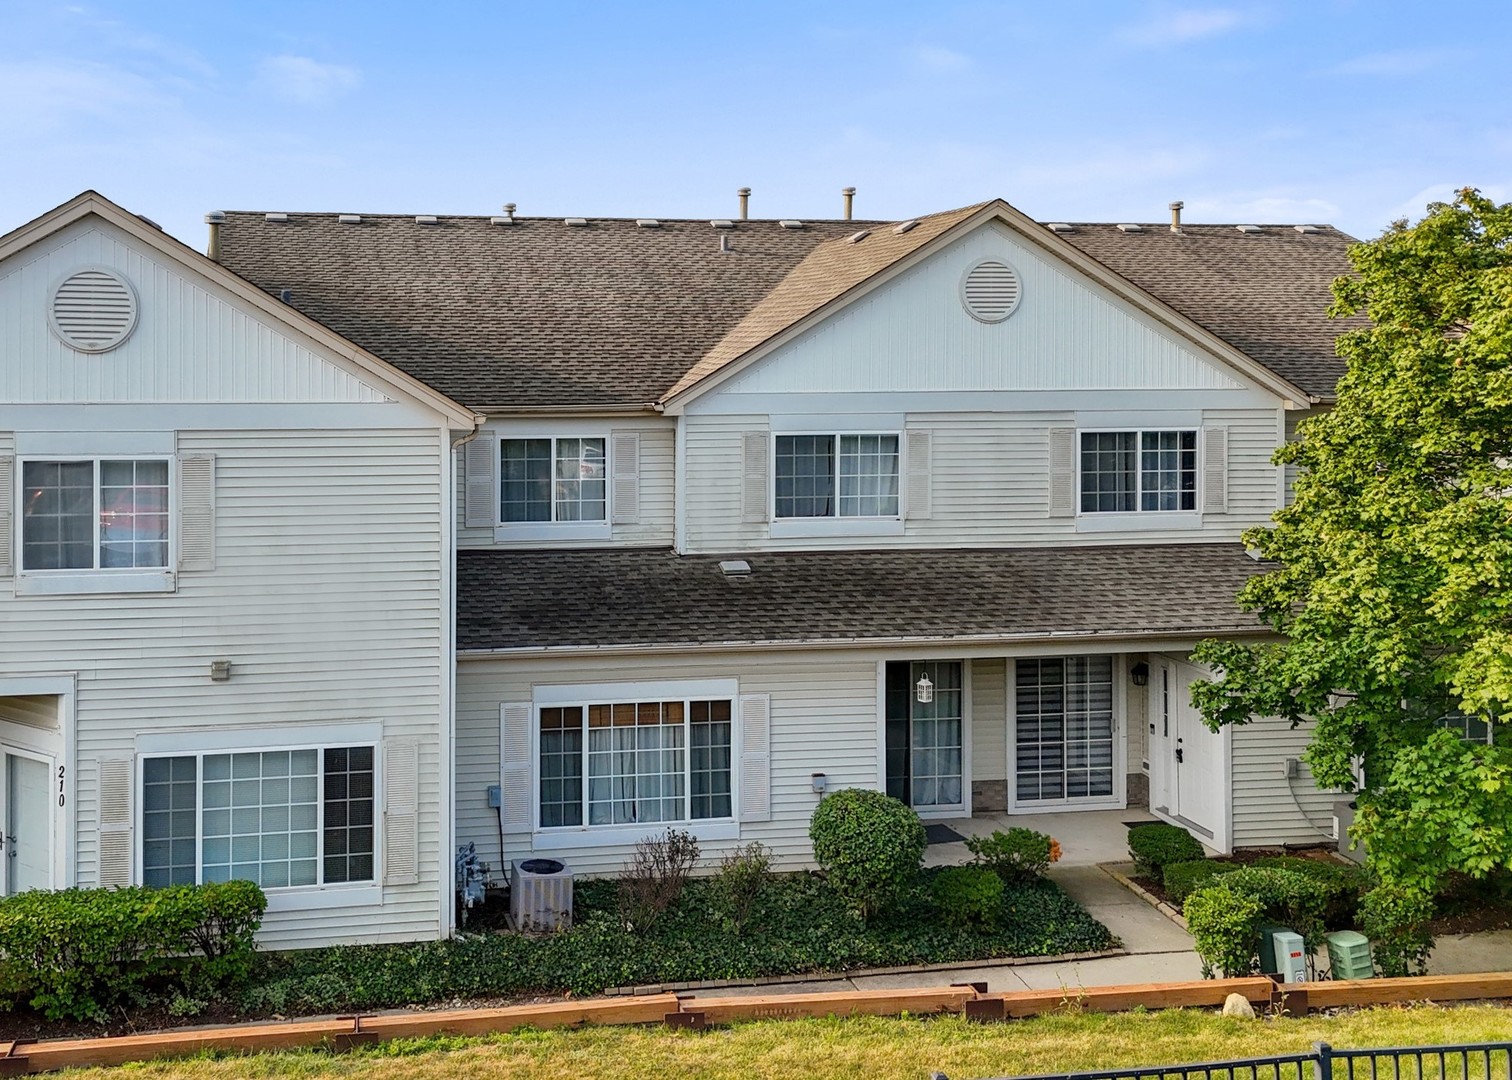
[511,858,573,932]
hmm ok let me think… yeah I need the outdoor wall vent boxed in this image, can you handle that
[710,219,736,229]
[264,212,289,223]
[49,268,139,353]
[636,218,661,228]
[719,559,752,577]
[960,259,1022,324]
[338,214,361,225]
[1115,223,1142,233]
[849,230,870,244]
[894,220,919,234]
[1047,222,1075,233]
[1294,224,1322,234]
[415,215,440,226]
[1236,224,1263,234]
[779,220,805,230]
[564,217,588,227]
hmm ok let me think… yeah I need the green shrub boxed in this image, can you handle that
[710,842,773,934]
[1128,823,1205,879]
[617,828,701,932]
[0,881,266,1021]
[1162,859,1241,905]
[1185,882,1265,978]
[928,866,1005,928]
[809,789,926,920]
[966,828,1057,883]
[1251,855,1371,926]
[1223,866,1330,948]
[1360,884,1435,977]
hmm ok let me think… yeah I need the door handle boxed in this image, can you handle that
[1175,748,1184,763]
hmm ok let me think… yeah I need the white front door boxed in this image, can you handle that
[1,748,54,895]
[1150,657,1226,848]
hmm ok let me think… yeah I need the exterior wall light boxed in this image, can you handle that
[1130,661,1150,687]
[811,772,828,794]
[915,673,934,703]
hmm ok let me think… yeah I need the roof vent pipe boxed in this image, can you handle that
[738,187,751,221]
[504,202,516,222]
[1169,200,1183,233]
[204,211,225,262]
[842,186,856,221]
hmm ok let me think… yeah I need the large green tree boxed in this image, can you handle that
[1191,189,1512,895]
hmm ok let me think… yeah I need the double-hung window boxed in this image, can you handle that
[774,434,899,519]
[539,697,733,828]
[21,458,170,571]
[140,746,375,890]
[1080,431,1196,513]
[500,437,606,524]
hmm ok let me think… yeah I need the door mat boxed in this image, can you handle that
[925,824,967,845]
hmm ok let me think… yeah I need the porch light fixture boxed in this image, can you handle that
[915,673,934,704]
[1130,662,1150,687]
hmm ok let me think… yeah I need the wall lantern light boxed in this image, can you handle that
[1130,661,1150,687]
[915,672,934,703]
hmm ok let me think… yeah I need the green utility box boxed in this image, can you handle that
[1326,930,1374,980]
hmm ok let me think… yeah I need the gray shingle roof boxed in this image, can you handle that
[216,206,1358,410]
[456,544,1270,651]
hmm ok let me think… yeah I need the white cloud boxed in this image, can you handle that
[254,55,360,104]
[912,45,971,72]
[1331,48,1457,77]
[1120,8,1247,47]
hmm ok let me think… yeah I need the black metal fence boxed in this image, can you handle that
[956,1041,1512,1080]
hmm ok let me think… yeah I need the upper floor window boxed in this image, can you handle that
[500,437,605,524]
[775,434,899,519]
[1080,430,1196,513]
[21,458,169,571]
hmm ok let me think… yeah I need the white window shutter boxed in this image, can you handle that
[464,432,499,530]
[96,758,133,889]
[905,430,933,520]
[383,740,421,886]
[500,703,534,831]
[0,452,13,577]
[738,693,771,823]
[741,431,769,523]
[1048,427,1076,518]
[610,431,641,525]
[1203,426,1229,514]
[176,453,216,572]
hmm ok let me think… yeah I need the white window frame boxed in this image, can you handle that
[1075,428,1201,531]
[15,455,176,595]
[495,432,612,542]
[134,731,383,912]
[1007,654,1128,814]
[770,429,905,539]
[531,678,740,848]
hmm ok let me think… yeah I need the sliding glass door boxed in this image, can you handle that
[1013,656,1117,806]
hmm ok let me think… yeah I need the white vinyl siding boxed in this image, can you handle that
[1230,717,1337,847]
[455,419,675,549]
[681,408,1281,552]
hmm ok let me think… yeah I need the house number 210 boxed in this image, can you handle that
[57,765,66,808]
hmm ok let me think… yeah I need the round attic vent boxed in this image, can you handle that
[960,259,1022,323]
[49,267,138,353]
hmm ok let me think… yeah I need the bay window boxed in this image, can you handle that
[774,434,899,519]
[1080,431,1196,513]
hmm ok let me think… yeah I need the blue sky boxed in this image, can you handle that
[3,1,1508,245]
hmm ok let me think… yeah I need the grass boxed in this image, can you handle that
[49,1003,1512,1080]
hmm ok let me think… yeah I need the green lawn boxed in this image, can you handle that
[54,1004,1512,1080]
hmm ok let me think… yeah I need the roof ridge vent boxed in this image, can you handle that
[1115,223,1142,233]
[1293,224,1321,234]
[894,220,919,234]
[779,219,804,230]
[636,218,661,228]
[415,215,439,226]
[564,217,588,227]
[1236,224,1263,234]
[710,219,735,229]
[338,214,361,225]
[1046,222,1075,233]
[718,559,752,577]
[265,212,289,223]
[848,229,870,244]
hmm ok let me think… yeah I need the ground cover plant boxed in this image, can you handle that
[37,1003,1512,1080]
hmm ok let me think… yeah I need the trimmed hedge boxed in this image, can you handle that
[929,866,1004,927]
[243,871,1114,1015]
[1360,884,1435,977]
[1128,823,1205,878]
[0,881,266,1021]
[809,789,926,920]
[1184,865,1335,978]
[1162,859,1242,905]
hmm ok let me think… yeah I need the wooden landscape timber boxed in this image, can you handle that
[4,973,1512,1073]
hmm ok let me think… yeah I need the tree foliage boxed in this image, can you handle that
[1190,188,1512,895]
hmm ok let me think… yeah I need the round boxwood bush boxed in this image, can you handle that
[809,788,926,920]
[929,865,1005,927]
[1128,822,1205,878]
[1162,858,1241,905]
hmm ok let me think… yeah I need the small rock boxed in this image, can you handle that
[1222,992,1256,1019]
